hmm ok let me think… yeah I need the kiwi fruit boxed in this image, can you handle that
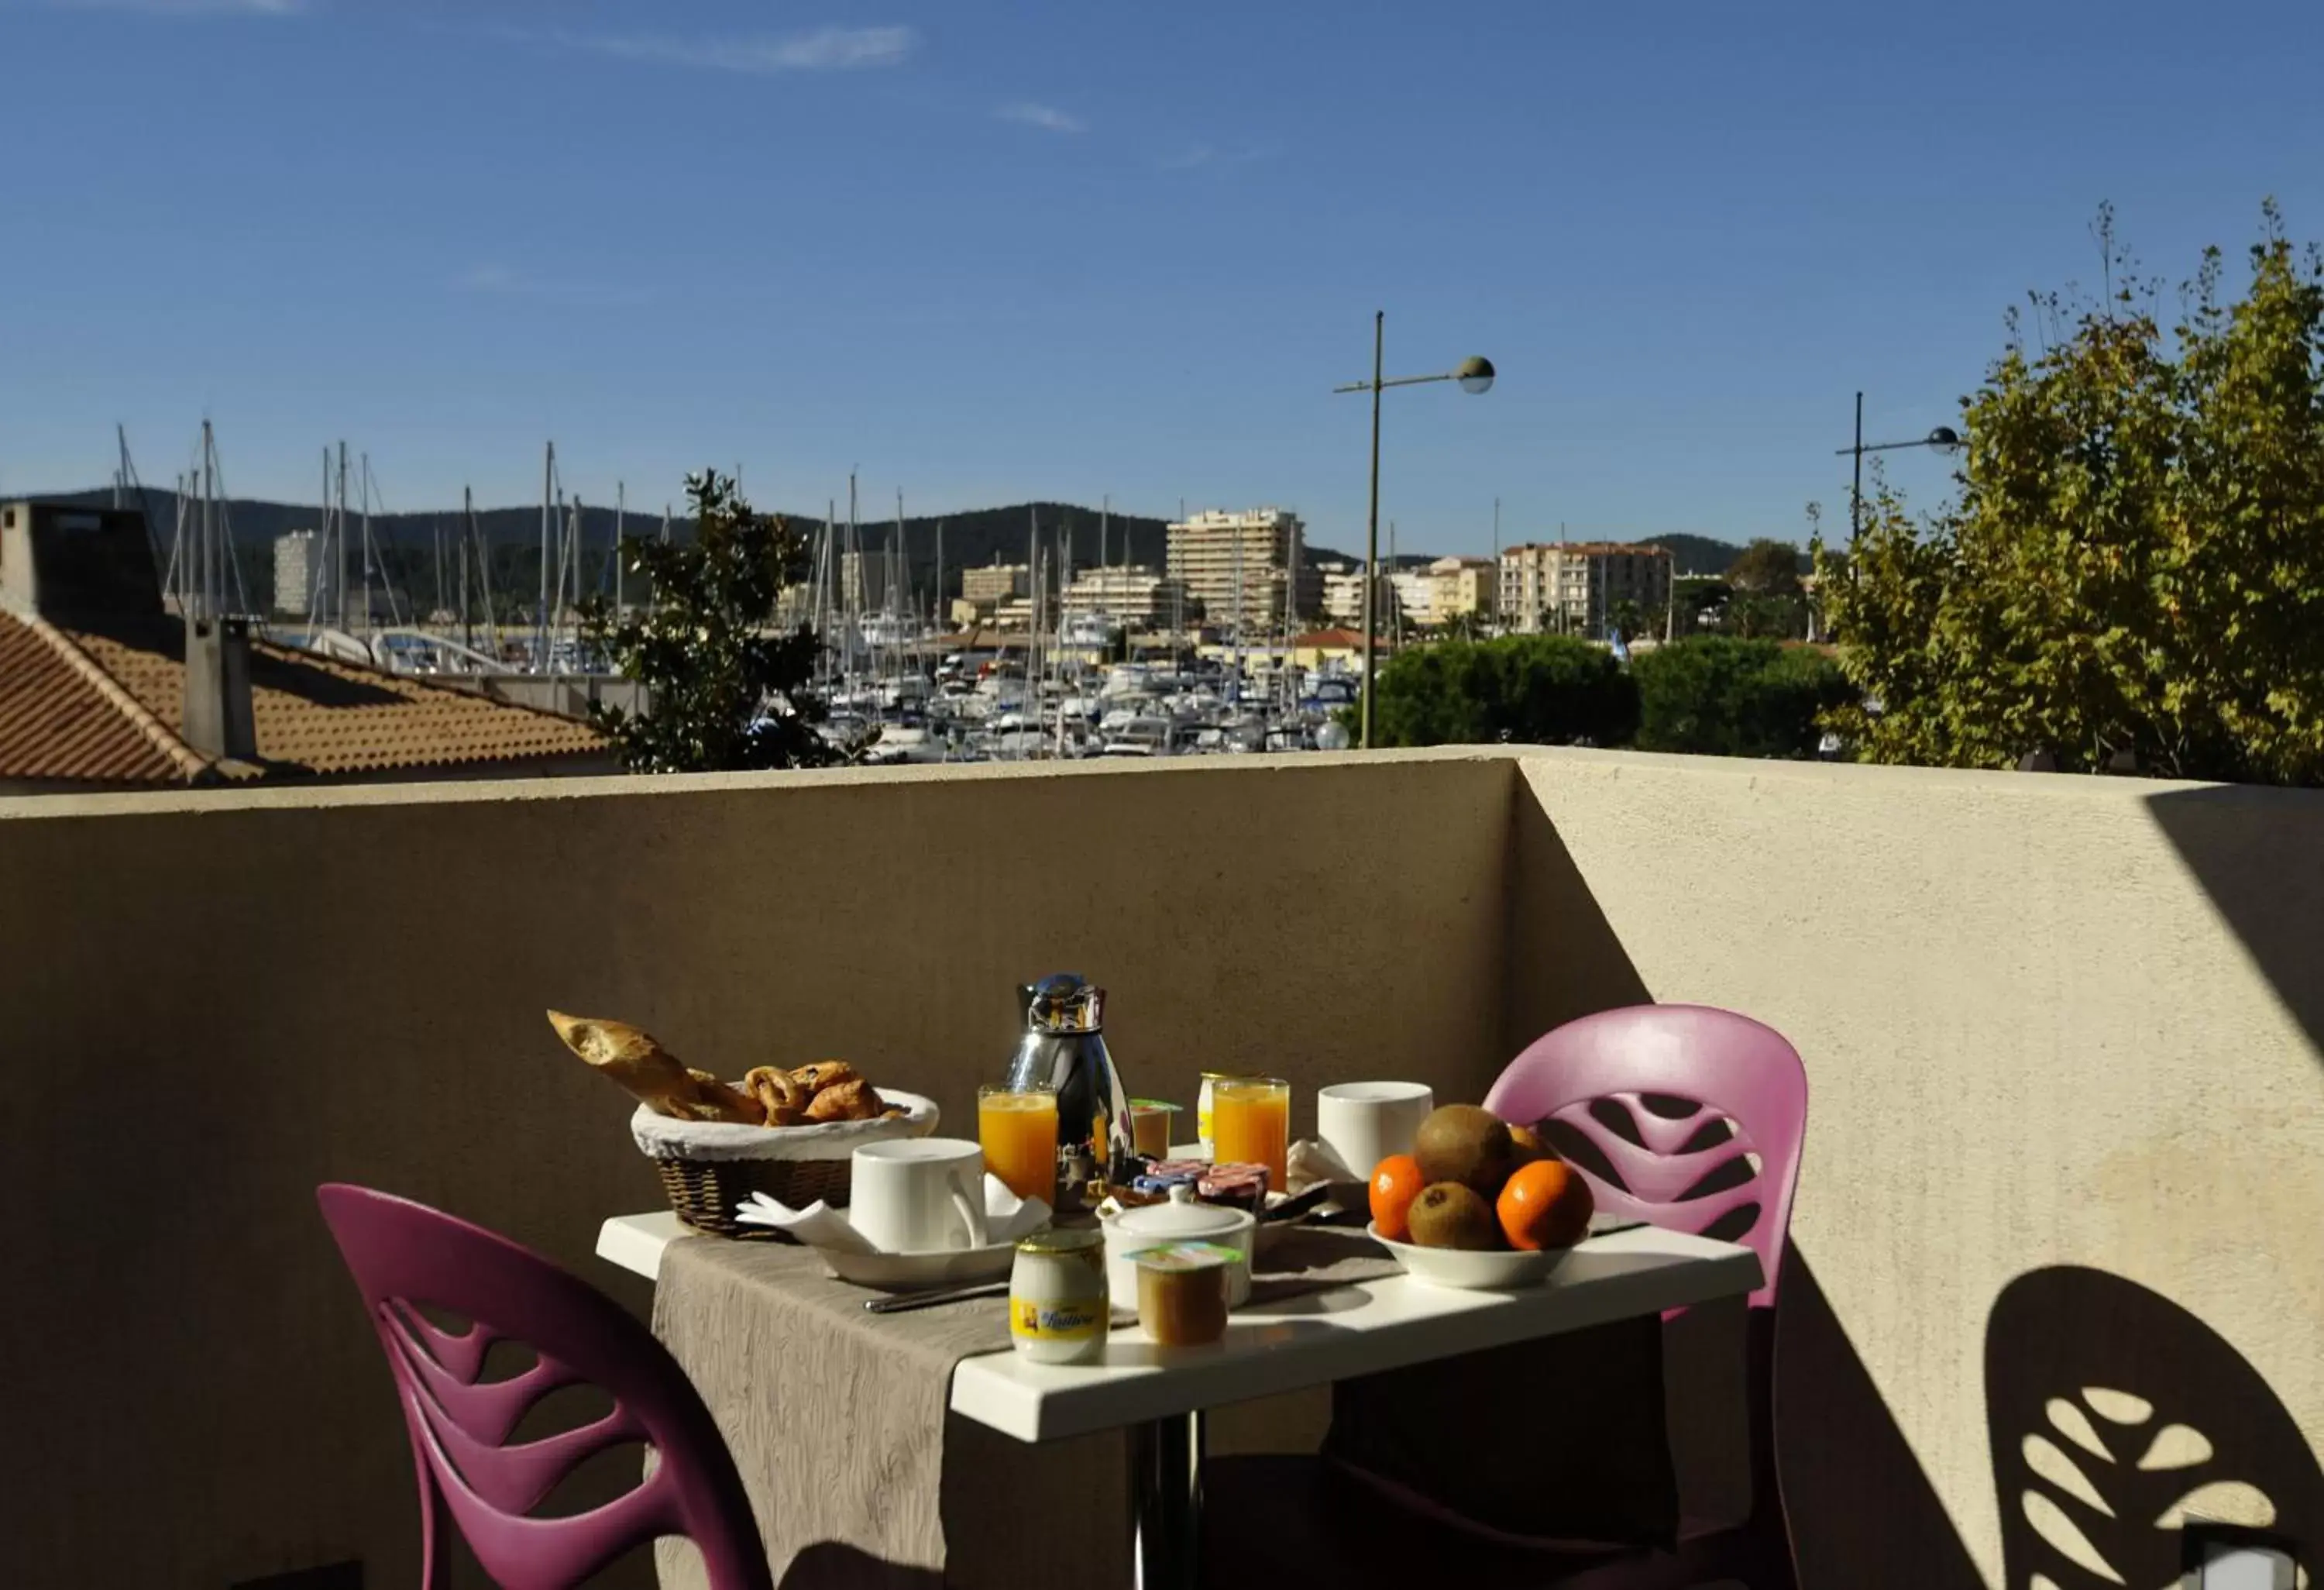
[1413,1104,1518,1200]
[1406,1182,1501,1251]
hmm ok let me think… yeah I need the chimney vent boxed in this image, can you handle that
[183,616,257,763]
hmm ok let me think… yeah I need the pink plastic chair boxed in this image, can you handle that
[1477,1002,1809,1587]
[316,1184,773,1590]
[1204,1003,1809,1589]
[1483,1002,1807,1313]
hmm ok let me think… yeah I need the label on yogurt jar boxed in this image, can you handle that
[1011,1297,1105,1340]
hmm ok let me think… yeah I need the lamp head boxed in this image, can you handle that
[1456,356,1497,395]
[1927,425,1963,451]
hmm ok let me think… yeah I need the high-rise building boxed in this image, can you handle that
[1165,508,1319,633]
[272,529,331,619]
[1499,542,1672,638]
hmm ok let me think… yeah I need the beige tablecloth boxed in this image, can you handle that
[651,1227,1399,1588]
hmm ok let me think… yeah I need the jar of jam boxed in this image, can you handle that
[1009,1227,1109,1365]
[1129,1241,1239,1347]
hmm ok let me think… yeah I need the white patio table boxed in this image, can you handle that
[600,1210,1759,1589]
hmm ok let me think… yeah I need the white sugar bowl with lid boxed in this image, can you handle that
[1104,1185,1254,1308]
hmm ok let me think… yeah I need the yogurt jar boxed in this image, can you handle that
[1009,1227,1109,1365]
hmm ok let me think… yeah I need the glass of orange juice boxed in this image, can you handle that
[1209,1076,1291,1191]
[978,1085,1060,1205]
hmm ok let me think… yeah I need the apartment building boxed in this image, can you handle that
[1498,542,1673,637]
[1164,508,1321,632]
[1061,565,1186,629]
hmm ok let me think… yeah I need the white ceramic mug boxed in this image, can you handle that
[850,1138,991,1254]
[1316,1082,1435,1182]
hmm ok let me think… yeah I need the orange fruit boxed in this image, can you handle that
[1369,1153,1426,1242]
[1497,1157,1595,1251]
[1508,1121,1552,1166]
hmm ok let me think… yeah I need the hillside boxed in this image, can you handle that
[34,488,1170,619]
[1654,533,1755,576]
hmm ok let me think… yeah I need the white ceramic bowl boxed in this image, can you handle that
[1105,1189,1256,1307]
[1368,1223,1573,1290]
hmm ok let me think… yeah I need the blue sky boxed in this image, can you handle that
[6,1,2324,554]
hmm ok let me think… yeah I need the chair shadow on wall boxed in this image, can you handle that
[1986,1266,2322,1588]
[1504,793,1987,1590]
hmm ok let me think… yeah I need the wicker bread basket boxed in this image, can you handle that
[630,1090,941,1240]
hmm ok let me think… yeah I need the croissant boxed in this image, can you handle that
[546,1010,765,1124]
[803,1076,885,1123]
[743,1065,810,1126]
[789,1061,860,1096]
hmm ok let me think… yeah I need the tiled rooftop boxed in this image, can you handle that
[0,611,606,786]
[0,611,201,784]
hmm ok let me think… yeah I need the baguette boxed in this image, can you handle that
[546,1010,765,1124]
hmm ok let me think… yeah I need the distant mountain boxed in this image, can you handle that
[1653,534,1755,576]
[30,487,1169,619]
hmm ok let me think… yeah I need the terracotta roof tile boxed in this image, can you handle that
[0,611,606,786]
[0,613,197,785]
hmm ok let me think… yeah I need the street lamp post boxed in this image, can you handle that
[1838,390,1962,543]
[1335,312,1494,748]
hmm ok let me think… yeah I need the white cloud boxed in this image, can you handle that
[554,24,918,75]
[46,0,305,12]
[997,102,1085,135]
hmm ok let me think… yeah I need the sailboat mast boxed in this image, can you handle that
[359,453,376,638]
[459,487,474,654]
[819,501,835,692]
[1230,507,1243,702]
[198,421,215,621]
[1027,506,1039,735]
[308,446,328,637]
[538,442,553,669]
[846,470,859,678]
[335,442,350,633]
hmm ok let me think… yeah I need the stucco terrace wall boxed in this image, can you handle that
[1508,749,2324,1588]
[0,754,1513,1588]
[5,749,2318,1588]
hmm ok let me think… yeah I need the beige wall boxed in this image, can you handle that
[0,753,1511,1588]
[1509,749,2324,1588]
[4,748,2319,1588]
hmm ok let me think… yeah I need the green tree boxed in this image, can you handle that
[1818,203,2324,783]
[1632,638,1853,758]
[1363,635,1639,748]
[582,470,836,773]
[1726,539,1805,597]
[1672,576,1731,635]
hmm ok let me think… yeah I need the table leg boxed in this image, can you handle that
[1131,1409,1205,1590]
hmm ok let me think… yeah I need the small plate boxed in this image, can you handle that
[823,1240,1022,1290]
[1367,1223,1575,1290]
